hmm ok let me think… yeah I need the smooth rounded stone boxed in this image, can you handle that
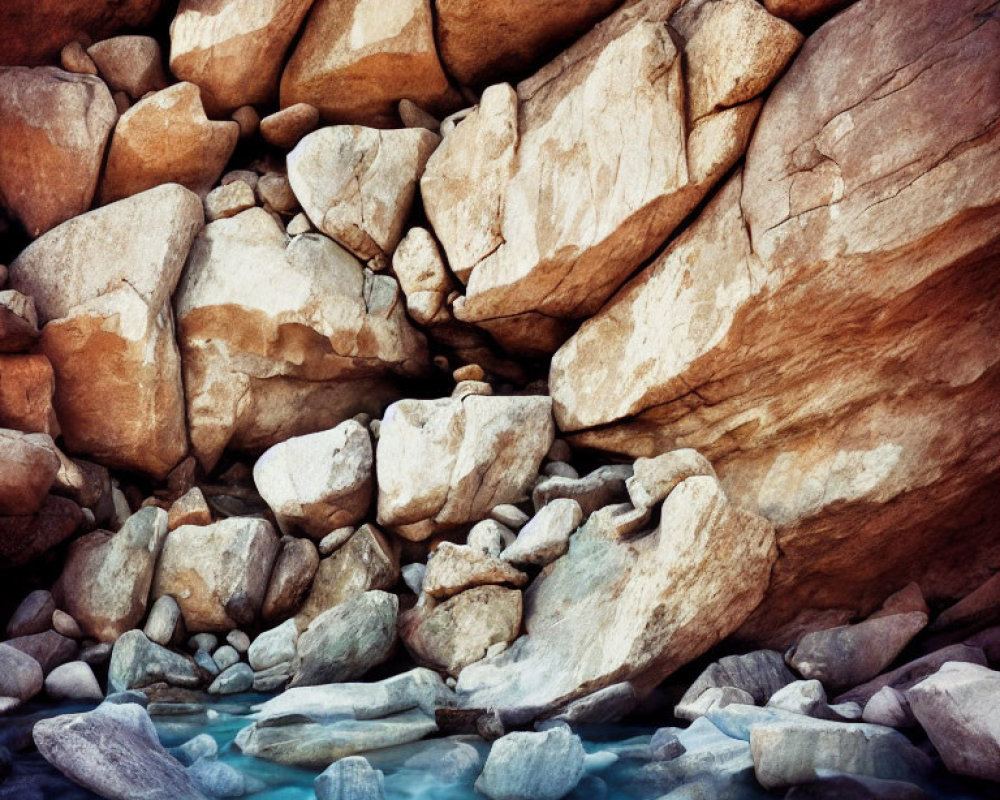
[226,630,250,653]
[784,773,929,800]
[204,181,256,222]
[33,701,208,800]
[467,520,515,559]
[175,734,217,766]
[546,682,637,726]
[0,430,60,516]
[402,738,481,783]
[762,0,852,22]
[44,661,103,701]
[766,679,858,721]
[6,630,77,673]
[677,650,797,711]
[291,591,398,687]
[650,729,685,762]
[61,41,99,74]
[51,610,83,639]
[500,498,582,567]
[145,595,183,646]
[248,619,299,672]
[104,689,149,707]
[0,643,42,703]
[863,687,916,728]
[208,663,254,695]
[626,449,717,511]
[531,465,633,516]
[543,461,578,480]
[213,645,240,671]
[257,173,298,215]
[80,641,113,667]
[261,536,319,623]
[87,36,166,99]
[253,421,374,538]
[749,719,932,790]
[392,227,455,326]
[253,663,294,693]
[906,661,1000,781]
[7,590,55,638]
[187,757,263,798]
[475,726,586,800]
[189,633,218,654]
[676,687,756,723]
[787,612,929,692]
[423,543,527,600]
[194,650,219,677]
[315,756,385,800]
[108,630,201,693]
[546,440,572,463]
[490,504,529,530]
[319,526,355,555]
[260,103,320,149]
[402,563,426,595]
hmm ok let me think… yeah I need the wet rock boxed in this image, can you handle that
[784,773,928,800]
[7,590,55,638]
[262,537,319,623]
[475,726,586,800]
[423,543,527,599]
[108,630,201,692]
[44,661,102,701]
[314,756,385,800]
[546,683,637,726]
[500,499,582,566]
[187,758,262,798]
[87,36,166,99]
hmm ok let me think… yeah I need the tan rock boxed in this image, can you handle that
[423,542,528,600]
[0,429,60,516]
[99,82,239,204]
[288,126,439,264]
[401,586,522,676]
[232,105,259,137]
[435,0,621,86]
[167,487,212,530]
[260,103,320,149]
[256,173,298,214]
[262,536,320,623]
[0,355,59,436]
[0,67,116,237]
[87,35,167,99]
[60,42,98,75]
[763,0,853,22]
[376,395,554,537]
[169,0,315,113]
[53,507,168,642]
[0,291,40,353]
[422,0,800,353]
[152,517,280,632]
[279,0,457,127]
[204,180,256,221]
[391,228,455,326]
[0,495,83,568]
[174,207,428,471]
[551,0,1000,645]
[398,99,438,131]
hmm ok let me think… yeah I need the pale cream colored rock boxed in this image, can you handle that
[288,126,439,264]
[423,542,527,600]
[169,0,315,113]
[551,0,1000,646]
[0,67,116,237]
[60,42,98,75]
[280,0,457,127]
[0,430,60,516]
[287,213,312,236]
[456,476,776,720]
[627,449,717,512]
[392,227,455,325]
[153,517,280,632]
[87,36,167,99]
[99,82,239,203]
[260,103,320,149]
[204,180,256,221]
[499,499,582,567]
[376,395,554,537]
[174,207,428,471]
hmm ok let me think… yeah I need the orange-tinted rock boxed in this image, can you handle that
[0,495,83,568]
[0,354,59,436]
[0,290,40,352]
[0,67,116,237]
[0,429,60,516]
[259,103,320,149]
[763,0,854,22]
[87,35,167,99]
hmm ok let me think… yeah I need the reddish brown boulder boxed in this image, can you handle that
[0,291,40,353]
[0,495,83,568]
[763,0,854,22]
[0,354,59,435]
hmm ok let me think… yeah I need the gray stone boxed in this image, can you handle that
[500,499,582,566]
[213,645,240,671]
[6,630,76,673]
[784,774,929,799]
[6,590,54,638]
[546,682,637,725]
[650,729,685,761]
[52,610,83,639]
[319,526,355,555]
[208,663,254,695]
[402,563,426,595]
[490,504,529,530]
[175,733,217,766]
[189,634,218,653]
[108,630,201,692]
[194,650,219,676]
[402,738,482,783]
[80,641,113,667]
[44,661,103,701]
[531,465,633,516]
[144,595,182,645]
[315,756,385,800]
[253,662,294,693]
[766,679,861,721]
[706,704,821,741]
[0,643,42,703]
[863,687,916,728]
[475,726,586,800]
[467,519,515,558]
[187,758,262,798]
[248,619,298,671]
[226,630,250,653]
[104,690,149,707]
[676,687,756,722]
[677,650,796,711]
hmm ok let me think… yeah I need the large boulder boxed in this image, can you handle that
[54,507,169,642]
[8,183,203,478]
[169,0,315,114]
[0,67,116,236]
[475,727,586,800]
[421,0,801,353]
[174,208,427,471]
[376,395,553,539]
[152,517,280,632]
[0,429,59,516]
[456,475,776,722]
[279,0,456,127]
[550,0,1000,645]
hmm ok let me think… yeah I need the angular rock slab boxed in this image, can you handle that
[0,67,116,236]
[174,208,427,471]
[553,0,1000,646]
[456,476,776,722]
[422,542,527,600]
[376,394,553,538]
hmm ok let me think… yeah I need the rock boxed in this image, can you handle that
[0,643,42,703]
[52,453,111,515]
[176,733,217,766]
[550,0,1000,647]
[435,0,621,86]
[279,0,456,127]
[787,612,928,692]
[195,650,219,676]
[627,450,717,512]
[475,727,586,800]
[44,661,102,701]
[401,586,522,676]
[253,421,374,537]
[585,503,653,542]
[296,524,398,625]
[174,208,426,471]
[376,395,553,538]
[144,595,183,646]
[0,495,83,567]
[232,105,260,136]
[784,774,929,800]
[500,499,582,566]
[189,633,218,654]
[766,680,860,721]
[0,67,116,237]
[403,739,482,783]
[291,591,398,687]
[930,572,1000,634]
[99,82,239,203]
[762,0,852,22]
[203,181,255,222]
[108,630,201,692]
[187,758,261,798]
[543,462,578,480]
[467,520,514,558]
[213,645,239,671]
[314,756,385,800]
[871,583,930,620]
[51,610,82,639]
[54,507,168,641]
[33,702,208,800]
[906,661,1000,781]
[7,590,55,638]
[248,619,299,672]
[423,2,800,353]
[287,126,438,265]
[678,650,798,714]
[675,687,756,722]
[227,630,251,653]
[0,294,41,351]
[398,99,439,131]
[208,663,254,695]
[7,629,77,673]
[287,212,312,236]
[61,41,98,75]
[87,36,167,99]
[750,718,931,790]
[423,543,527,599]
[0,430,59,515]
[168,487,212,530]
[257,173,297,214]
[262,537,319,623]
[457,476,776,723]
[260,103,320,149]
[863,687,916,728]
[532,465,632,516]
[400,564,428,596]
[9,183,203,477]
[253,662,291,692]
[104,689,148,707]
[169,0,315,113]
[0,355,58,440]
[650,729,685,762]
[153,517,280,632]
[391,227,455,326]
[491,505,529,530]
[546,683,638,726]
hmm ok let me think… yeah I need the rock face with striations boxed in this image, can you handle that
[550,0,1000,645]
